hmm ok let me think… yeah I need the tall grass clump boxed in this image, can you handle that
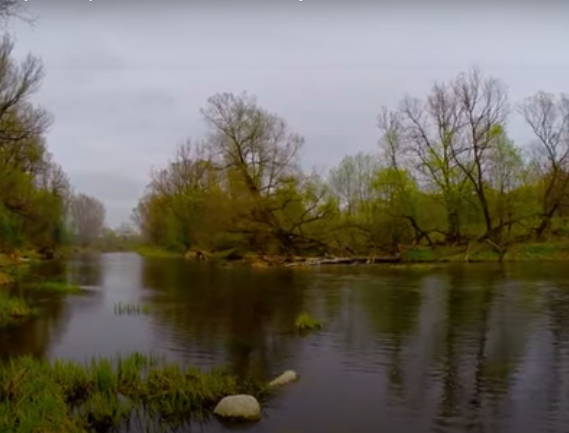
[0,293,36,328]
[294,312,322,333]
[0,356,83,433]
[0,353,267,432]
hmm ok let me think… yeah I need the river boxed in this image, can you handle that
[2,252,569,433]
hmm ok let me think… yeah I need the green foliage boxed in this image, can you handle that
[131,75,569,257]
[0,36,73,256]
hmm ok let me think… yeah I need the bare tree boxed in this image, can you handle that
[202,92,303,197]
[0,0,26,26]
[202,92,327,254]
[328,152,378,218]
[69,194,106,248]
[382,67,508,242]
[378,108,433,246]
[394,83,468,242]
[149,140,216,197]
[0,35,50,179]
[450,68,509,239]
[519,92,569,237]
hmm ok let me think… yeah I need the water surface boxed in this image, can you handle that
[2,252,569,433]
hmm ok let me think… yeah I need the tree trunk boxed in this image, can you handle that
[446,209,461,244]
[535,204,560,239]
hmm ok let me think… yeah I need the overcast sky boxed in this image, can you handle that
[6,0,569,227]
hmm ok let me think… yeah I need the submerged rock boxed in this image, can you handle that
[213,395,261,421]
[269,370,298,387]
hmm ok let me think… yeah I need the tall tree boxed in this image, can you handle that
[519,92,569,238]
[388,83,468,242]
[450,68,508,240]
[202,92,330,254]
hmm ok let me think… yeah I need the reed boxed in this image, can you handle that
[0,353,267,432]
[114,302,152,316]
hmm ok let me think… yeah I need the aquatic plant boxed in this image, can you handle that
[294,312,322,333]
[114,302,152,316]
[0,293,36,328]
[37,281,82,294]
[0,353,267,432]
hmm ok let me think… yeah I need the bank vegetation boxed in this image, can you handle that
[134,71,569,262]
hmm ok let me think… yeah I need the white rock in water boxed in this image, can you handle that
[269,370,298,387]
[213,395,261,421]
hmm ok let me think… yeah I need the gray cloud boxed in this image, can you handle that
[7,1,569,226]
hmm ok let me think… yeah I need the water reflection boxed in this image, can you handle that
[2,256,569,432]
[141,259,310,378]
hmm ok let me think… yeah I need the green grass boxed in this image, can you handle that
[0,293,36,328]
[36,281,82,294]
[503,242,569,261]
[401,241,569,263]
[401,247,439,262]
[294,312,322,333]
[114,302,152,316]
[0,353,267,433]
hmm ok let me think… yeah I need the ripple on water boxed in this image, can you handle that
[5,257,569,432]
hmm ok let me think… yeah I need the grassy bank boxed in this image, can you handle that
[0,353,267,433]
[134,246,183,259]
[401,241,569,263]
[0,252,39,286]
[135,240,569,266]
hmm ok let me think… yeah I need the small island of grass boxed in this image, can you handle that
[36,280,82,294]
[295,313,322,333]
[0,293,36,328]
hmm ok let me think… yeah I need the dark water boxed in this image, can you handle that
[2,253,569,433]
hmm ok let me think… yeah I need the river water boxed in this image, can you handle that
[2,252,569,433]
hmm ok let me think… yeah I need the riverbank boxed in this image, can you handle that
[134,240,569,266]
[400,241,569,263]
[0,251,85,328]
[0,353,267,432]
[0,251,42,287]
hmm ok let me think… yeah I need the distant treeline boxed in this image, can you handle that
[134,69,569,257]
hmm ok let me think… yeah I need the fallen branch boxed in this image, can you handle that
[285,255,402,267]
